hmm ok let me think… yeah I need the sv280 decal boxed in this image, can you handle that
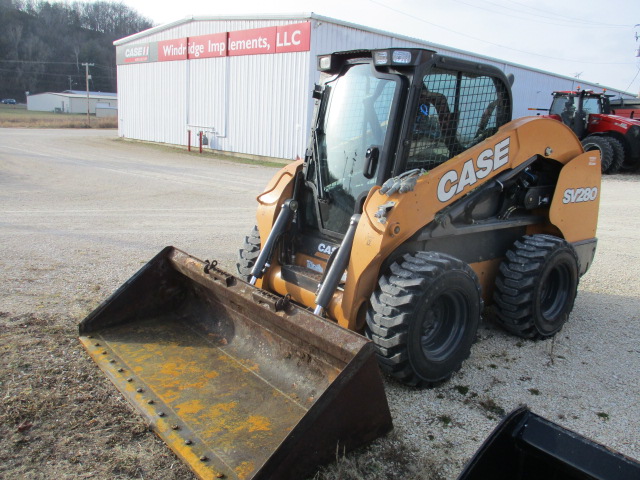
[562,187,598,204]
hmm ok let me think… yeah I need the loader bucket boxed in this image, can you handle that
[458,406,640,480]
[79,247,392,480]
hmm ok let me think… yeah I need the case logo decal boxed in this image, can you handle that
[437,137,511,202]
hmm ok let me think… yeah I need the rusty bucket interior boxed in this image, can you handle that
[79,247,392,480]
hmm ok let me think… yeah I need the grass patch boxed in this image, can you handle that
[454,385,469,396]
[437,415,452,426]
[597,412,610,421]
[312,431,449,480]
[115,137,288,168]
[0,105,116,128]
[479,398,506,417]
[528,388,541,396]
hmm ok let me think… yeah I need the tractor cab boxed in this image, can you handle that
[549,89,611,138]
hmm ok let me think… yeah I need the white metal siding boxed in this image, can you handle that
[118,61,188,145]
[27,93,69,112]
[117,18,312,159]
[116,15,635,159]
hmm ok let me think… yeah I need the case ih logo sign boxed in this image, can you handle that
[123,44,151,63]
[117,22,310,65]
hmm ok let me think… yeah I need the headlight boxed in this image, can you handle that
[318,55,332,71]
[392,50,412,64]
[373,51,389,66]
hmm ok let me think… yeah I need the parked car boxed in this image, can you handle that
[1,99,17,104]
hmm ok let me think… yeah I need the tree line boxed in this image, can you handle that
[0,0,153,102]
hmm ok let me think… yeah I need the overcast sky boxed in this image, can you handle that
[119,0,640,94]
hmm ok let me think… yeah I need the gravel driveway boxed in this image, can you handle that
[1,128,638,479]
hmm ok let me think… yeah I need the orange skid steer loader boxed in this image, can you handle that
[80,48,605,479]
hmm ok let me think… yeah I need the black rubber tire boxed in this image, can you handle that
[493,235,579,339]
[366,252,481,387]
[604,137,624,174]
[581,136,613,173]
[237,225,261,281]
[619,138,640,171]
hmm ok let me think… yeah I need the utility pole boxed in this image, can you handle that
[82,63,94,125]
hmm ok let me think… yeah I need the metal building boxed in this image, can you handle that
[114,13,634,161]
[27,90,118,114]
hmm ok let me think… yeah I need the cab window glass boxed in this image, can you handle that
[406,68,509,172]
[582,98,601,115]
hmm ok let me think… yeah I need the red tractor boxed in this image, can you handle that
[547,89,640,173]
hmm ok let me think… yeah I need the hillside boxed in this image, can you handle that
[0,0,153,102]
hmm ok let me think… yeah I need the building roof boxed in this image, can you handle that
[113,12,634,96]
[64,90,117,97]
[29,91,117,99]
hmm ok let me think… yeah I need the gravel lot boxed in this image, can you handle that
[1,128,638,479]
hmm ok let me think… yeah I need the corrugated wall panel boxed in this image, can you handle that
[187,58,227,136]
[117,18,311,159]
[118,61,187,145]
[213,51,310,159]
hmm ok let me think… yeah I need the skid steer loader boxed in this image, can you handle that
[80,48,601,479]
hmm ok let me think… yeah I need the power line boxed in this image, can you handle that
[0,59,114,70]
[0,67,113,80]
[503,0,631,27]
[474,0,630,28]
[367,0,635,65]
[626,66,640,91]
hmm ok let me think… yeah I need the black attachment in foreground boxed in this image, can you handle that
[458,406,640,480]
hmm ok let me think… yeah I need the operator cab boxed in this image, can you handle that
[285,48,512,283]
[301,48,512,238]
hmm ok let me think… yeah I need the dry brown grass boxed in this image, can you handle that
[312,433,449,480]
[0,104,117,128]
[0,311,194,479]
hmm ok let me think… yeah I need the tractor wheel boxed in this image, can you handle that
[581,136,613,173]
[366,252,481,387]
[493,235,579,339]
[604,137,624,174]
[237,225,261,281]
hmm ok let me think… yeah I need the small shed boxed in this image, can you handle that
[95,102,118,118]
[27,90,118,114]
